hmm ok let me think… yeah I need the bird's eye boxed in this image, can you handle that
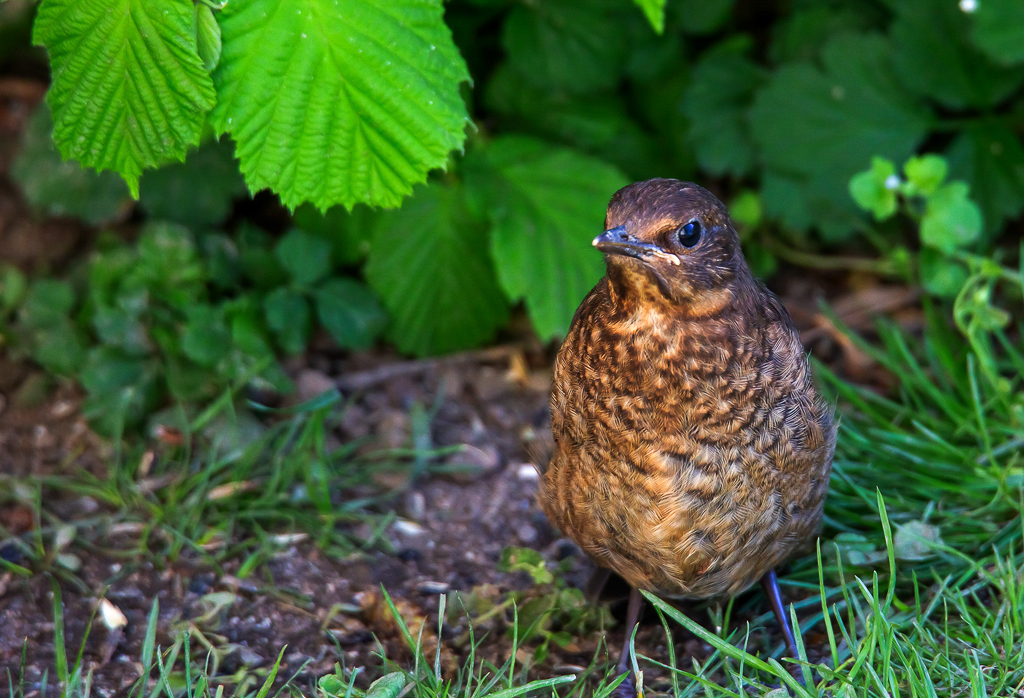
[678,220,702,247]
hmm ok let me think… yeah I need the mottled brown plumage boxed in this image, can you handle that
[539,179,836,686]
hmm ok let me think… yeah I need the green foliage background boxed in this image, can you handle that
[5,0,1024,426]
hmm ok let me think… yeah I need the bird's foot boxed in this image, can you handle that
[610,672,639,698]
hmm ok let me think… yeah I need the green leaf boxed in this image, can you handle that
[18,280,86,376]
[33,0,216,196]
[849,156,898,220]
[276,229,333,287]
[80,347,159,434]
[676,0,734,35]
[365,183,509,356]
[683,50,764,177]
[483,65,666,180]
[264,288,312,356]
[365,674,406,698]
[632,0,665,34]
[313,278,387,351]
[768,6,874,63]
[92,298,150,356]
[139,138,246,228]
[465,136,627,340]
[903,154,948,196]
[920,247,968,298]
[210,0,470,211]
[729,189,763,228]
[196,4,222,72]
[890,0,1024,110]
[945,119,1024,235]
[893,520,944,561]
[292,204,375,265]
[11,105,132,225]
[749,33,930,237]
[970,0,1024,65]
[502,0,630,94]
[133,223,205,308]
[181,305,232,367]
[920,181,982,254]
[238,225,289,290]
[497,546,553,585]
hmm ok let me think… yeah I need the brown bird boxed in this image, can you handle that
[539,179,836,694]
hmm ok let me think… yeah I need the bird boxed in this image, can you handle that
[538,179,837,695]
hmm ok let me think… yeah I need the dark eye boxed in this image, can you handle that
[678,220,702,247]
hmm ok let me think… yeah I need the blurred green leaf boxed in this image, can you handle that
[677,0,734,35]
[134,223,205,307]
[11,105,132,225]
[903,154,947,196]
[196,4,222,72]
[80,347,159,434]
[465,136,627,340]
[921,182,982,254]
[969,0,1024,65]
[313,278,387,351]
[365,674,406,698]
[264,288,311,356]
[292,204,375,266]
[729,189,763,228]
[33,0,215,195]
[502,0,629,94]
[0,265,27,313]
[19,280,87,377]
[768,6,875,63]
[849,156,898,220]
[366,183,508,356]
[182,305,232,367]
[92,299,150,356]
[920,248,968,298]
[750,33,930,238]
[238,225,289,290]
[497,546,553,584]
[684,49,764,177]
[890,0,1024,110]
[632,0,665,34]
[138,138,246,227]
[210,0,470,210]
[276,229,333,287]
[893,520,943,561]
[946,119,1024,235]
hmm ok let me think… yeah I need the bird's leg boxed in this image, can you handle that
[760,569,799,659]
[611,586,645,698]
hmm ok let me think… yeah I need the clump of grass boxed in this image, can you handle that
[0,388,457,578]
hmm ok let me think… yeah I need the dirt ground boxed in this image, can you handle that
[0,77,917,697]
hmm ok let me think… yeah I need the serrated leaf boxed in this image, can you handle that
[196,4,222,72]
[945,119,1024,235]
[632,0,665,34]
[849,156,897,220]
[139,138,246,228]
[313,278,387,351]
[970,0,1024,65]
[683,50,764,177]
[11,105,132,225]
[465,136,627,340]
[891,0,1024,110]
[210,0,470,211]
[33,0,216,196]
[276,229,333,287]
[749,33,930,237]
[365,183,508,356]
[903,154,947,196]
[264,288,312,356]
[502,0,630,94]
[921,181,982,254]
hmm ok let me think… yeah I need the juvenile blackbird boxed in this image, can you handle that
[539,179,836,693]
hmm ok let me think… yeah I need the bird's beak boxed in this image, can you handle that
[593,225,665,261]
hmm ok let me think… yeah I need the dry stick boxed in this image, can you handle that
[335,344,525,392]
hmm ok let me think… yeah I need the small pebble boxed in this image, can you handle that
[417,580,450,594]
[517,464,539,481]
[517,525,538,543]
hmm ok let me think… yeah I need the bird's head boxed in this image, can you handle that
[595,179,753,312]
